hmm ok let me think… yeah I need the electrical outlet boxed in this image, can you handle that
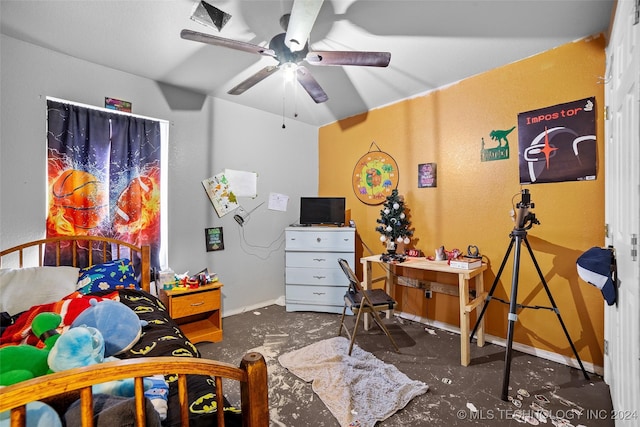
[424,290,432,299]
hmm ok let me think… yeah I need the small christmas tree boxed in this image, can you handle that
[375,189,413,254]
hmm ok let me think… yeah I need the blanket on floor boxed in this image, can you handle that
[278,336,428,427]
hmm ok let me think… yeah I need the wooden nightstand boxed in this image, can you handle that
[159,282,223,343]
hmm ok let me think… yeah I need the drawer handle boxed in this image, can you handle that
[316,237,322,242]
[190,302,205,307]
[312,275,326,280]
[312,258,326,262]
[312,292,326,296]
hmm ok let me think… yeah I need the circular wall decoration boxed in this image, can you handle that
[352,149,399,205]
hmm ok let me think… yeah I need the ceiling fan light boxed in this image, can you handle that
[282,63,298,83]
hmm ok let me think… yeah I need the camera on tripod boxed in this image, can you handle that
[471,187,589,401]
[514,189,539,230]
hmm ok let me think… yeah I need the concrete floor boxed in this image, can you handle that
[197,304,614,427]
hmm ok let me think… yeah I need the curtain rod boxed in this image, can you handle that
[45,96,169,124]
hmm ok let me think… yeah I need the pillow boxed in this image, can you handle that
[0,266,80,316]
[76,258,139,294]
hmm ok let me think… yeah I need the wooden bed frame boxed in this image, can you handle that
[0,236,152,291]
[0,235,269,427]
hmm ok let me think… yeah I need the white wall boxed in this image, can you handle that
[0,35,319,315]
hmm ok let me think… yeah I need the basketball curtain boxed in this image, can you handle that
[45,99,162,269]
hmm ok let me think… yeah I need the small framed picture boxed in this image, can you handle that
[418,163,437,188]
[205,227,224,252]
[105,97,132,112]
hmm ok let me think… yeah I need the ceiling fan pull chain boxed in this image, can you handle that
[294,76,299,118]
[282,78,287,129]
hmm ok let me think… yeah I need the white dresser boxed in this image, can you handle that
[285,226,356,313]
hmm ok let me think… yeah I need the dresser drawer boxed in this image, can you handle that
[285,284,346,307]
[286,267,349,286]
[285,228,354,252]
[286,251,354,269]
[170,289,220,318]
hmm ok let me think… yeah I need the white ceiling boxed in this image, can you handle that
[1,0,614,127]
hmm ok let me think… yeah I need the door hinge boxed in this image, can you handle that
[604,339,609,356]
[605,223,610,238]
[605,105,610,120]
[635,0,640,25]
[632,234,638,261]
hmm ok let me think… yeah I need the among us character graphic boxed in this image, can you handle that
[518,97,597,184]
[49,169,108,234]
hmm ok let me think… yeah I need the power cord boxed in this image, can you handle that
[236,226,285,260]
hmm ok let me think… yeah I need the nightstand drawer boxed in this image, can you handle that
[171,289,220,318]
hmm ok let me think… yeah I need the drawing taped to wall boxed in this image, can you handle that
[202,172,239,217]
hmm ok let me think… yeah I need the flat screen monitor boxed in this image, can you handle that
[299,197,345,226]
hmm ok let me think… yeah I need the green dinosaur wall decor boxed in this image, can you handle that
[481,126,514,162]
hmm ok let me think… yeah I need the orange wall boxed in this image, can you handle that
[318,35,606,366]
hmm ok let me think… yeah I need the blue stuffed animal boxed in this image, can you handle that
[49,299,168,418]
[0,400,62,427]
[47,324,147,397]
[70,299,146,357]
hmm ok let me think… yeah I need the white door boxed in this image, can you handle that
[604,1,640,425]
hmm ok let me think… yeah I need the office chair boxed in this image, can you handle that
[337,258,400,355]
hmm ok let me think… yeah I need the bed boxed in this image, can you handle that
[0,235,268,427]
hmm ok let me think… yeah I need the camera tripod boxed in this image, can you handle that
[470,194,589,401]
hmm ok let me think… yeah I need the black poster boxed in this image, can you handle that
[205,227,224,252]
[518,97,597,184]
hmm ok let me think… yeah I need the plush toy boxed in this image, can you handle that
[47,324,167,418]
[0,312,62,386]
[46,324,143,397]
[0,399,63,427]
[47,325,105,372]
[144,374,169,421]
[1,300,167,419]
[0,313,66,425]
[48,316,169,420]
[70,299,146,357]
[0,296,143,386]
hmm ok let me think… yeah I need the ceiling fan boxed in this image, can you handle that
[181,0,391,104]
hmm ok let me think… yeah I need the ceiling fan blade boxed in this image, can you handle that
[306,51,391,67]
[181,29,275,57]
[285,0,324,52]
[228,66,280,95]
[296,65,328,103]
